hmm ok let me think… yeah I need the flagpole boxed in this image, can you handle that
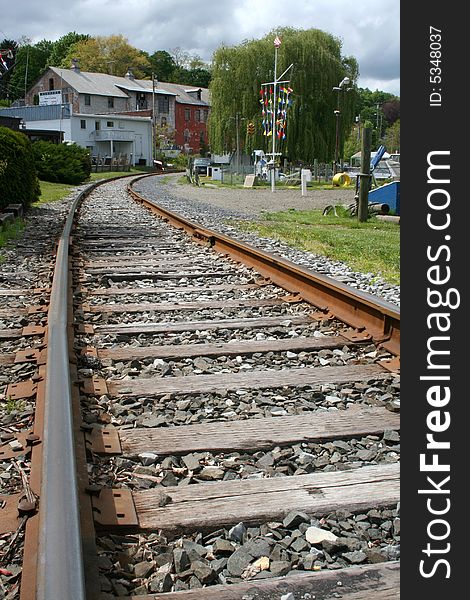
[271,43,278,193]
[261,36,292,193]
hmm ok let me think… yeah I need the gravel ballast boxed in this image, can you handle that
[134,174,400,306]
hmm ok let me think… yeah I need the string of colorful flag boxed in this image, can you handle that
[0,49,14,75]
[259,84,293,139]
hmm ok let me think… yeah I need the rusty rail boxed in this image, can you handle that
[35,189,86,600]
[128,177,400,356]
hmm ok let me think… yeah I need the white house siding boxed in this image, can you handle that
[25,118,72,141]
[71,114,152,165]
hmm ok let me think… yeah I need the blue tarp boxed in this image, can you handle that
[369,181,400,215]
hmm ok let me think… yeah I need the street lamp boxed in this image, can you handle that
[332,77,351,175]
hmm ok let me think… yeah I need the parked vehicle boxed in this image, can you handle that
[193,157,211,175]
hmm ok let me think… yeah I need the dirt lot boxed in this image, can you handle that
[165,174,356,215]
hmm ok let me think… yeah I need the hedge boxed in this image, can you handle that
[0,127,41,210]
[31,141,91,185]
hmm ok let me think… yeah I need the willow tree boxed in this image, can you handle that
[209,28,358,163]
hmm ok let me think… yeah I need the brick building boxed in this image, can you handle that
[1,64,211,164]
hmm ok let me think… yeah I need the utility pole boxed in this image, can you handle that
[235,112,240,174]
[332,77,352,175]
[229,112,245,174]
[24,45,30,104]
[358,127,372,222]
[152,74,157,164]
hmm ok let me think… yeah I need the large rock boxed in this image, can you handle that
[282,510,310,529]
[227,548,253,576]
[173,548,191,573]
[305,526,337,545]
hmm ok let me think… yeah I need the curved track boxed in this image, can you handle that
[1,175,400,599]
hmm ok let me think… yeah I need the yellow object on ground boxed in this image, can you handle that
[332,172,351,187]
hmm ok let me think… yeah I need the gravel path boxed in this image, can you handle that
[160,174,356,215]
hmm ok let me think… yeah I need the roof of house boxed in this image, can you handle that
[152,82,211,106]
[48,67,210,105]
[49,67,175,97]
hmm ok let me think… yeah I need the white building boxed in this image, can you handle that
[0,65,178,166]
[2,103,153,166]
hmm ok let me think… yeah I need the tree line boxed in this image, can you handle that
[0,32,211,103]
[208,27,400,164]
[1,29,399,163]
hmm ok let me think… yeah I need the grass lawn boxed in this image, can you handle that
[37,170,144,204]
[236,208,400,285]
[37,180,77,204]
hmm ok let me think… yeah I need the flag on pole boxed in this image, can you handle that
[274,36,282,48]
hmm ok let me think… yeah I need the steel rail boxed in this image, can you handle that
[36,188,86,600]
[25,174,147,600]
[128,176,400,356]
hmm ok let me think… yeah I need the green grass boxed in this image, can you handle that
[1,396,26,414]
[236,208,400,284]
[88,168,144,182]
[0,218,25,260]
[37,169,145,204]
[38,180,77,204]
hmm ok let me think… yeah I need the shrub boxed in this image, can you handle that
[32,141,91,185]
[169,153,189,169]
[0,127,41,210]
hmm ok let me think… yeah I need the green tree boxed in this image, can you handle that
[175,66,211,88]
[355,88,399,147]
[209,27,357,163]
[384,119,400,153]
[8,39,53,101]
[48,32,90,67]
[143,49,211,86]
[63,35,151,78]
[0,127,40,208]
[146,50,176,80]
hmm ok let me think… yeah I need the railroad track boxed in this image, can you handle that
[0,175,400,599]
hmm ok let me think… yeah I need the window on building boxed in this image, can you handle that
[195,110,201,123]
[184,129,190,143]
[85,95,91,106]
[106,121,114,128]
[80,120,86,129]
[158,96,169,113]
[95,121,100,131]
[161,116,167,126]
[49,78,54,91]
[108,97,114,109]
[184,108,190,121]
[63,93,69,103]
[136,93,147,110]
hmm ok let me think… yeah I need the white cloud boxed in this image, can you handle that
[2,0,399,94]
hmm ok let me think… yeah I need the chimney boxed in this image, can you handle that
[125,67,135,80]
[71,58,80,73]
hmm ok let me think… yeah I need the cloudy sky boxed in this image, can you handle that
[3,0,399,95]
